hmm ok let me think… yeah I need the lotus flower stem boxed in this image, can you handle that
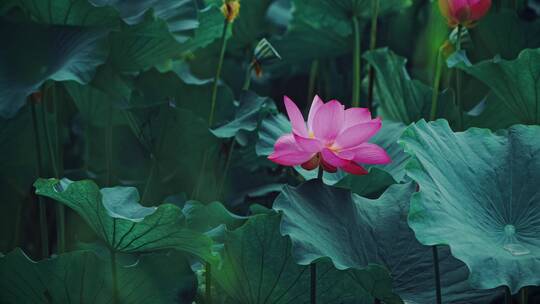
[209,20,230,127]
[41,84,65,253]
[352,15,362,107]
[520,287,527,303]
[310,263,317,304]
[31,101,49,258]
[306,60,319,112]
[367,0,380,113]
[430,47,444,121]
[106,102,114,186]
[455,25,464,130]
[432,245,442,304]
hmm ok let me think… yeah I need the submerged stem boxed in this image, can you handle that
[430,47,444,121]
[367,0,379,113]
[352,15,362,107]
[432,246,442,304]
[31,101,49,258]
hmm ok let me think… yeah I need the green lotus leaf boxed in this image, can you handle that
[211,91,276,139]
[182,200,246,233]
[469,10,540,61]
[178,5,231,56]
[450,48,540,125]
[399,119,540,293]
[214,212,398,303]
[363,48,459,125]
[34,178,216,263]
[89,0,198,43]
[0,248,197,303]
[10,0,119,26]
[273,181,503,303]
[0,20,109,118]
[465,92,521,131]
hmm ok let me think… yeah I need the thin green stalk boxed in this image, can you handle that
[352,16,362,107]
[306,60,319,112]
[505,286,512,304]
[430,47,444,121]
[110,219,119,304]
[310,263,317,304]
[42,84,65,253]
[31,102,49,258]
[520,287,527,304]
[218,139,235,199]
[432,246,442,304]
[242,63,252,91]
[455,25,464,130]
[208,20,230,127]
[367,0,380,112]
[206,262,212,304]
[106,103,113,187]
[141,158,157,203]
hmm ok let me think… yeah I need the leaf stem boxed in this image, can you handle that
[310,263,317,304]
[520,287,527,304]
[31,101,49,258]
[106,102,113,186]
[206,262,212,304]
[352,15,362,107]
[218,139,235,199]
[42,84,65,253]
[141,157,157,203]
[455,25,464,130]
[432,245,442,304]
[208,20,230,127]
[430,46,444,121]
[367,0,379,113]
[505,286,512,304]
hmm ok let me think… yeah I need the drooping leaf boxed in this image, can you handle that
[363,48,459,125]
[0,20,109,118]
[34,178,216,262]
[214,212,396,304]
[211,90,276,139]
[399,119,540,293]
[0,248,197,303]
[89,0,198,43]
[273,181,503,303]
[450,48,540,125]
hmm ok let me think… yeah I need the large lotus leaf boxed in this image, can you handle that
[64,81,127,127]
[273,181,502,303]
[451,48,540,125]
[214,212,399,304]
[0,248,197,303]
[34,178,216,262]
[465,93,521,131]
[469,10,540,61]
[108,18,183,73]
[178,6,230,56]
[211,90,276,139]
[0,20,109,118]
[89,0,198,43]
[363,48,459,125]
[10,0,119,26]
[399,119,540,293]
[255,113,407,183]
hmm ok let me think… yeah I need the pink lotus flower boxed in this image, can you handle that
[439,0,491,27]
[268,96,391,175]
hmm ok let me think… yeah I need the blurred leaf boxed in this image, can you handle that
[34,178,216,262]
[89,0,198,43]
[364,48,459,125]
[274,181,503,303]
[469,10,540,61]
[178,6,230,56]
[400,119,540,293]
[451,48,540,125]
[0,20,109,118]
[214,212,393,304]
[182,200,246,233]
[0,248,197,303]
[211,90,275,138]
[465,93,521,131]
[335,167,395,198]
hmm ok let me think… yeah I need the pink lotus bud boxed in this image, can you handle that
[438,0,491,27]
